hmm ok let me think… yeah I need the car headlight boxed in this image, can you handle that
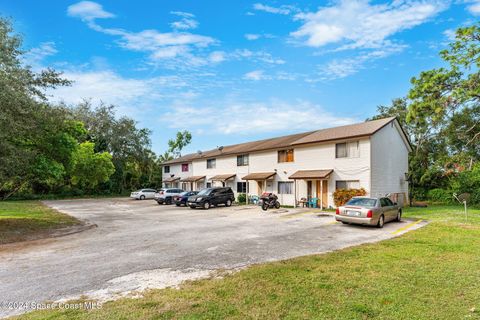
[196,197,203,202]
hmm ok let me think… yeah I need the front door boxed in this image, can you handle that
[322,180,328,208]
[257,180,264,195]
[315,180,329,208]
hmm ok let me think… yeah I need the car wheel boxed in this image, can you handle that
[377,215,385,228]
[157,201,162,205]
[226,199,232,207]
[396,210,402,222]
[166,197,172,205]
[189,206,195,209]
[175,203,180,207]
[203,201,210,210]
[140,195,145,200]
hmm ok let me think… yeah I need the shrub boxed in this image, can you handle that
[333,188,367,207]
[237,193,246,203]
[427,188,454,204]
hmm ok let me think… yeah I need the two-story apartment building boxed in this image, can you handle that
[161,117,411,208]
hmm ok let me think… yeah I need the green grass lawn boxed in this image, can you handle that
[0,201,81,245]
[13,205,480,320]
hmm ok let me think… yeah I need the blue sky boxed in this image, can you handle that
[2,0,479,154]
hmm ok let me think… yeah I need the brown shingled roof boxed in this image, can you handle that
[291,117,395,146]
[162,117,398,165]
[180,176,206,182]
[242,172,276,180]
[209,174,236,181]
[289,169,333,180]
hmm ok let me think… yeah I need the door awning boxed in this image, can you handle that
[209,174,236,181]
[180,176,206,182]
[163,177,181,182]
[242,172,276,180]
[288,169,333,180]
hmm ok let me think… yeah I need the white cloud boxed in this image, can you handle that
[67,1,115,22]
[163,100,357,134]
[253,3,295,15]
[245,33,261,40]
[443,28,456,41]
[49,70,157,107]
[316,45,405,80]
[24,42,58,68]
[170,11,199,30]
[232,49,285,64]
[67,1,217,67]
[209,51,227,63]
[244,70,268,80]
[244,33,275,40]
[467,0,480,15]
[291,0,448,49]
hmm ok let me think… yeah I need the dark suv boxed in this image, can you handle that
[187,187,235,209]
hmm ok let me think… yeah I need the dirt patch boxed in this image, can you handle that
[0,222,96,252]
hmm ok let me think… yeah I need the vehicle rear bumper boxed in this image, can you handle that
[335,215,377,225]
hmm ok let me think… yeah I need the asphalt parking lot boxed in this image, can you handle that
[0,198,427,318]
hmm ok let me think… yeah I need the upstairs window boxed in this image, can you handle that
[336,141,360,158]
[237,154,249,166]
[164,166,170,173]
[182,163,189,172]
[278,149,294,163]
[207,158,216,169]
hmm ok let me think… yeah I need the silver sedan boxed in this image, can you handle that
[335,196,402,228]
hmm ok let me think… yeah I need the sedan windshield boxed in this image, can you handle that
[198,188,212,196]
[346,198,377,207]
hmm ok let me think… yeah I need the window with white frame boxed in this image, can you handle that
[335,180,360,190]
[182,163,189,172]
[164,166,170,173]
[237,154,249,166]
[237,182,247,193]
[335,141,360,158]
[278,181,293,194]
[206,158,216,169]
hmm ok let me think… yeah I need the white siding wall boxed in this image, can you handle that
[163,162,192,188]
[370,121,409,202]
[292,139,371,207]
[192,155,250,193]
[189,138,371,207]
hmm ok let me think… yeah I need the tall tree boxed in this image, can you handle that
[167,130,192,158]
[0,18,70,198]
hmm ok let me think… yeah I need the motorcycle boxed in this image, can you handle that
[260,192,281,211]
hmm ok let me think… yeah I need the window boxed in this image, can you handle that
[278,149,294,163]
[278,181,293,194]
[206,158,216,169]
[182,163,189,172]
[335,141,360,158]
[206,182,212,188]
[164,166,170,173]
[335,180,360,190]
[381,198,394,207]
[237,182,247,193]
[237,154,249,166]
